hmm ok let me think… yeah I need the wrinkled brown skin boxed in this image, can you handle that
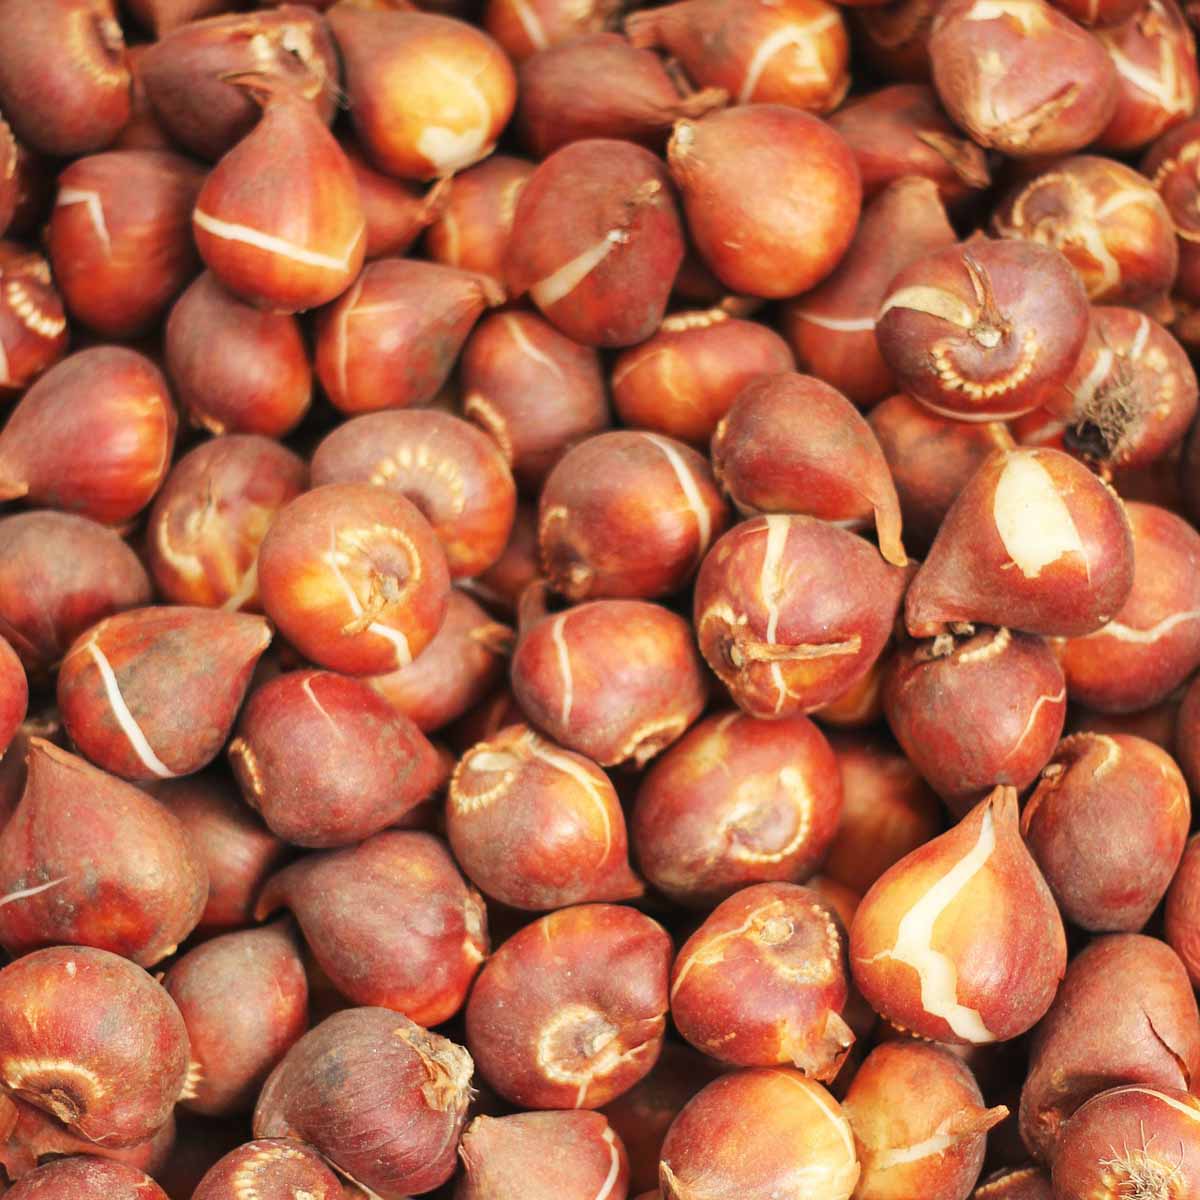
[993,158,1178,305]
[256,831,487,1025]
[884,627,1067,814]
[632,710,843,907]
[47,150,204,339]
[822,733,943,897]
[600,1043,722,1194]
[973,1166,1054,1199]
[145,435,307,611]
[666,105,861,300]
[466,904,672,1109]
[457,1111,630,1200]
[462,311,611,493]
[828,84,991,205]
[0,740,209,966]
[0,243,67,399]
[140,7,339,161]
[842,1042,1007,1200]
[869,395,1016,555]
[369,590,511,733]
[153,770,289,936]
[1019,934,1200,1163]
[0,638,27,760]
[876,238,1090,421]
[257,483,451,676]
[611,308,794,446]
[448,723,643,910]
[782,176,958,409]
[193,86,366,313]
[327,6,516,180]
[929,0,1118,157]
[1167,836,1200,986]
[253,1007,474,1199]
[693,515,907,719]
[1023,733,1189,932]
[163,923,309,1117]
[711,373,906,566]
[511,595,708,768]
[505,139,685,347]
[905,449,1135,638]
[3,1158,168,1200]
[344,140,448,260]
[0,346,176,526]
[851,787,1068,1044]
[539,430,728,601]
[193,1139,343,1200]
[0,0,131,158]
[1051,1086,1200,1197]
[230,669,443,847]
[516,33,726,158]
[425,155,534,285]
[625,0,850,112]
[1095,0,1198,152]
[57,606,271,782]
[671,882,855,1078]
[314,259,501,415]
[0,946,189,1148]
[311,409,516,579]
[1144,116,1200,304]
[659,1069,860,1200]
[165,272,312,438]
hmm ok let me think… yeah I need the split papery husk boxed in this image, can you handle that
[191,1139,343,1200]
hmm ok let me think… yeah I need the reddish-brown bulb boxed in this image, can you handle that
[344,139,449,260]
[0,243,67,398]
[192,1140,343,1200]
[0,636,27,760]
[484,0,622,61]
[1144,117,1200,304]
[3,1158,169,1200]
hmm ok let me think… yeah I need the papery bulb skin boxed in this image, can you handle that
[1019,934,1200,1164]
[465,903,672,1109]
[192,1140,343,1200]
[782,176,958,410]
[255,830,488,1025]
[0,0,132,157]
[0,945,189,1148]
[0,740,209,966]
[313,259,502,415]
[256,483,451,676]
[344,141,449,259]
[625,0,850,113]
[165,272,313,438]
[47,149,205,339]
[632,710,843,907]
[448,723,643,910]
[3,1157,169,1200]
[57,607,272,782]
[1144,116,1200,304]
[163,922,309,1117]
[693,514,906,719]
[462,310,611,490]
[711,373,906,566]
[0,243,67,398]
[146,435,307,611]
[327,6,516,180]
[670,882,855,1079]
[505,139,685,348]
[229,669,443,847]
[666,105,861,299]
[973,1167,1054,1198]
[0,512,152,678]
[658,1069,860,1200]
[875,238,1090,422]
[842,1042,1008,1200]
[850,786,1067,1044]
[140,6,339,161]
[904,448,1135,638]
[0,347,176,526]
[485,0,623,61]
[253,1007,473,1198]
[192,82,365,313]
[883,627,1067,815]
[0,637,27,759]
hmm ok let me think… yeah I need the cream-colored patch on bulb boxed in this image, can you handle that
[792,309,876,333]
[642,433,713,551]
[526,734,613,859]
[759,515,792,714]
[0,877,69,908]
[550,611,575,729]
[593,1127,623,1200]
[415,60,493,175]
[992,453,1086,579]
[737,17,841,104]
[530,231,627,309]
[193,210,364,272]
[878,285,975,329]
[961,0,1051,33]
[504,312,564,382]
[871,1121,965,1170]
[57,188,112,256]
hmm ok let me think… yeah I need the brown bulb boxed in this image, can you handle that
[484,0,622,61]
[192,1140,342,1200]
[3,1157,169,1199]
[0,117,16,235]
[0,243,67,398]
[0,636,26,759]
[0,347,176,526]
[0,739,208,966]
[343,138,449,259]
[193,79,365,313]
[165,272,313,437]
[125,0,239,35]
[850,787,1067,1044]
